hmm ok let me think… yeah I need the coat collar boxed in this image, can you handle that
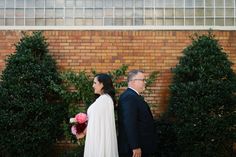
[127,87,140,96]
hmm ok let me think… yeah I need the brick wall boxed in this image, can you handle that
[0,30,236,117]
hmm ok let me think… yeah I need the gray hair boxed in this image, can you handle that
[127,69,144,82]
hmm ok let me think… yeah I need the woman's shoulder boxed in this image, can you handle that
[95,94,113,109]
[98,94,112,101]
[100,94,111,99]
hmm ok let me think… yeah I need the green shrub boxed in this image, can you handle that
[167,32,236,157]
[0,31,67,157]
[155,116,179,157]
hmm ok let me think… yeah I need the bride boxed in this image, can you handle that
[76,73,119,157]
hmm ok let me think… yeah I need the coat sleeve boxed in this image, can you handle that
[119,94,140,149]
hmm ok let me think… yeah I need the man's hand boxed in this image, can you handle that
[132,148,141,157]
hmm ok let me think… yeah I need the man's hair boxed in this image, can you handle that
[127,69,144,82]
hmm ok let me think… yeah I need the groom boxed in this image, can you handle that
[118,70,156,157]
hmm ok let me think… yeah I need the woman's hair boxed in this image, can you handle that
[95,73,116,105]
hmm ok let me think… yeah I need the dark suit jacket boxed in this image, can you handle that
[118,88,156,156]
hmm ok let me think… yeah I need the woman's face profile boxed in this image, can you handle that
[92,77,104,95]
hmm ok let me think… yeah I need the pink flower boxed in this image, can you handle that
[71,125,77,135]
[70,112,88,135]
[75,113,87,124]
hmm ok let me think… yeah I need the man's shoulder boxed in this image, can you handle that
[119,88,138,100]
[119,90,127,100]
[120,88,132,96]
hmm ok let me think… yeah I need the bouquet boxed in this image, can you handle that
[70,113,88,136]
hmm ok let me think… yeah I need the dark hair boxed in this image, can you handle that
[127,69,144,82]
[95,73,116,105]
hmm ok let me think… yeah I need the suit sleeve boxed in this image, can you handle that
[120,95,140,149]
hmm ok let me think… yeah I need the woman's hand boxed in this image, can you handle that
[76,127,87,139]
[76,132,85,139]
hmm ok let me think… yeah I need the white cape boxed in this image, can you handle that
[84,94,119,157]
